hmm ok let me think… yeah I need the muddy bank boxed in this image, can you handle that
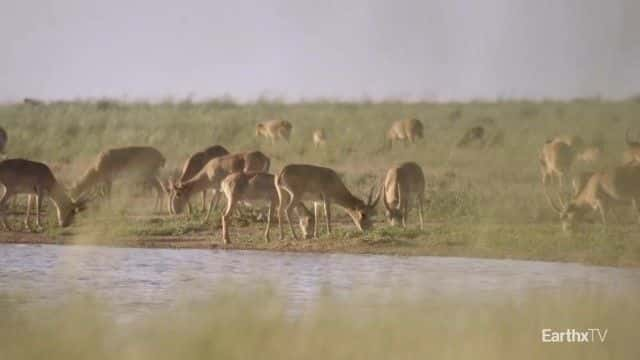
[1,221,639,267]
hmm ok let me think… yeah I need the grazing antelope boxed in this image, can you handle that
[457,126,485,148]
[386,118,423,148]
[71,146,166,209]
[546,163,640,232]
[256,120,292,143]
[0,159,84,230]
[168,145,230,215]
[170,151,270,219]
[487,129,505,147]
[0,126,7,155]
[623,129,640,164]
[220,172,314,244]
[457,126,504,149]
[275,164,380,240]
[381,162,426,229]
[312,128,327,148]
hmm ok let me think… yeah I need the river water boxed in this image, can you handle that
[1,244,639,321]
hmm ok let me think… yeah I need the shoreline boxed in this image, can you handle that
[2,221,639,268]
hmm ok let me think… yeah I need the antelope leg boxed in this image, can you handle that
[24,195,33,230]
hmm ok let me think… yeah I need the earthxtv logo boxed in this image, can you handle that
[541,328,608,343]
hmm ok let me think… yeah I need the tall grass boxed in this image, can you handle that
[1,286,638,359]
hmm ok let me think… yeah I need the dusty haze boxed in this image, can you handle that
[1,0,639,102]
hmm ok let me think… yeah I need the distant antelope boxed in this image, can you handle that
[457,126,485,148]
[546,163,640,232]
[623,129,640,164]
[386,118,423,148]
[71,146,166,209]
[168,145,230,215]
[256,120,292,143]
[457,126,504,149]
[381,162,425,229]
[312,128,327,148]
[170,151,270,219]
[220,172,314,244]
[275,164,380,240]
[0,159,85,230]
[23,98,44,106]
[0,127,7,155]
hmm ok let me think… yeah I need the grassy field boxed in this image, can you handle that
[1,286,638,359]
[1,99,640,266]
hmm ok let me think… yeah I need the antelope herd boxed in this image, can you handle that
[541,130,640,231]
[0,119,640,244]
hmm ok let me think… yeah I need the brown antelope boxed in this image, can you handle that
[256,120,292,143]
[312,128,327,148]
[386,119,423,148]
[457,126,504,149]
[168,145,229,215]
[23,98,44,106]
[170,151,270,219]
[457,126,485,148]
[0,126,7,155]
[71,146,167,209]
[220,172,314,244]
[0,159,85,230]
[546,163,640,232]
[381,162,425,229]
[623,129,640,164]
[275,164,380,240]
[539,138,577,199]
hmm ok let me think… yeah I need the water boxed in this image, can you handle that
[1,244,639,320]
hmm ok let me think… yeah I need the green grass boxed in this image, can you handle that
[1,286,638,359]
[1,99,640,265]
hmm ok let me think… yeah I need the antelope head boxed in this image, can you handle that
[170,184,190,214]
[60,195,92,227]
[350,185,381,232]
[298,213,315,239]
[382,184,402,226]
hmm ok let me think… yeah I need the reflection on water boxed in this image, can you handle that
[1,244,639,320]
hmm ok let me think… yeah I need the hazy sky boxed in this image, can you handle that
[1,0,639,102]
